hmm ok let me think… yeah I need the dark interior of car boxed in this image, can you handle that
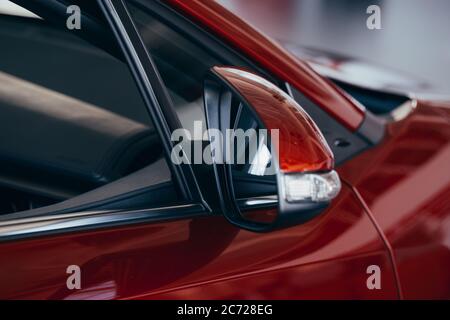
[0,14,163,215]
[0,7,268,217]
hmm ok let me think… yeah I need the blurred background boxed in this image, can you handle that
[218,0,450,94]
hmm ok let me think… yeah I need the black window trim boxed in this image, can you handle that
[98,0,203,203]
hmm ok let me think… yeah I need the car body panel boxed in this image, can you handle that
[339,100,450,299]
[0,185,398,299]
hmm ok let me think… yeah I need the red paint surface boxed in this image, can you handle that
[167,0,366,131]
[0,1,449,300]
[339,100,450,299]
[213,66,334,173]
[0,186,397,299]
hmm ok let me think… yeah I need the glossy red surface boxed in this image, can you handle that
[0,186,398,299]
[213,66,334,173]
[339,100,450,299]
[0,1,449,301]
[167,0,366,131]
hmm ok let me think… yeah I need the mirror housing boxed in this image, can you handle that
[203,66,341,232]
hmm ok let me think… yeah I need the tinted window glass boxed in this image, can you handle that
[0,5,167,215]
[126,2,223,137]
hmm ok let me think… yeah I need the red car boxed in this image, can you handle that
[0,0,449,300]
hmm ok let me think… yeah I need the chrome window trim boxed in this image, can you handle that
[237,195,278,210]
[0,196,279,242]
[0,203,205,242]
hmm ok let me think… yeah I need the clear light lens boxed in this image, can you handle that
[283,170,341,202]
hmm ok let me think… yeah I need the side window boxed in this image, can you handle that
[126,1,223,137]
[0,2,174,216]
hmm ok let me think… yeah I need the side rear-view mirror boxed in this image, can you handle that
[203,66,341,232]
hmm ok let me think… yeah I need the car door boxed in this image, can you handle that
[0,0,399,299]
